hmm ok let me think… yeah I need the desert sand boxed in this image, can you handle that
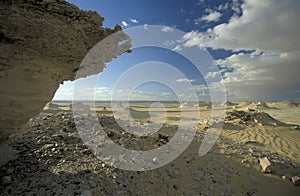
[0,101,299,195]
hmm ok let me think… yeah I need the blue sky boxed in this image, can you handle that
[54,0,300,101]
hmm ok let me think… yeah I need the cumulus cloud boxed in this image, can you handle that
[205,71,219,79]
[130,18,139,23]
[217,3,229,11]
[176,78,195,83]
[182,0,300,101]
[231,0,241,15]
[218,51,300,100]
[197,10,222,23]
[184,0,300,53]
[121,21,129,27]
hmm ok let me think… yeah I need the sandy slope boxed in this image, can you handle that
[222,126,300,164]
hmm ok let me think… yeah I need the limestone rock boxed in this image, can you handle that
[226,110,289,127]
[0,0,130,163]
[80,190,92,196]
[291,176,300,186]
[259,157,271,173]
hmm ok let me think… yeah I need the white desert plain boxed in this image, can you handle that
[1,101,299,195]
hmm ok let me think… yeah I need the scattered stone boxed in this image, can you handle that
[259,157,272,173]
[184,155,195,163]
[158,133,169,144]
[88,180,97,188]
[152,157,158,163]
[80,190,92,196]
[173,184,179,190]
[291,176,300,186]
[50,134,65,140]
[241,159,247,164]
[2,175,12,185]
[0,108,299,195]
[167,169,179,178]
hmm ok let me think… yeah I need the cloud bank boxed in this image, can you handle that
[183,0,300,101]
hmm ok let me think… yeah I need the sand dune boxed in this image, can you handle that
[222,126,300,164]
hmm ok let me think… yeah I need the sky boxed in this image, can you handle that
[53,0,300,102]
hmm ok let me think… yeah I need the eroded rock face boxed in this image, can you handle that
[0,0,130,156]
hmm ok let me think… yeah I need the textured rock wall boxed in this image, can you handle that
[0,0,130,157]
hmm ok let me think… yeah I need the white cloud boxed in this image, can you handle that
[217,3,229,11]
[182,0,300,101]
[176,78,195,83]
[231,0,241,15]
[217,51,300,99]
[121,21,129,27]
[193,84,209,92]
[172,45,182,52]
[130,18,139,23]
[205,71,219,79]
[184,0,300,53]
[162,26,174,32]
[198,10,222,23]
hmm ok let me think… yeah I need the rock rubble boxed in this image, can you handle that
[1,111,299,194]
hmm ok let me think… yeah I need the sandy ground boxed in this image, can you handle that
[1,101,300,195]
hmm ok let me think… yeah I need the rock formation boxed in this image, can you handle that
[0,0,130,164]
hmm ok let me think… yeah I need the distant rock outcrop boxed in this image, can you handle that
[0,0,130,163]
[247,102,273,110]
[226,110,290,126]
[222,101,238,107]
[47,103,61,110]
